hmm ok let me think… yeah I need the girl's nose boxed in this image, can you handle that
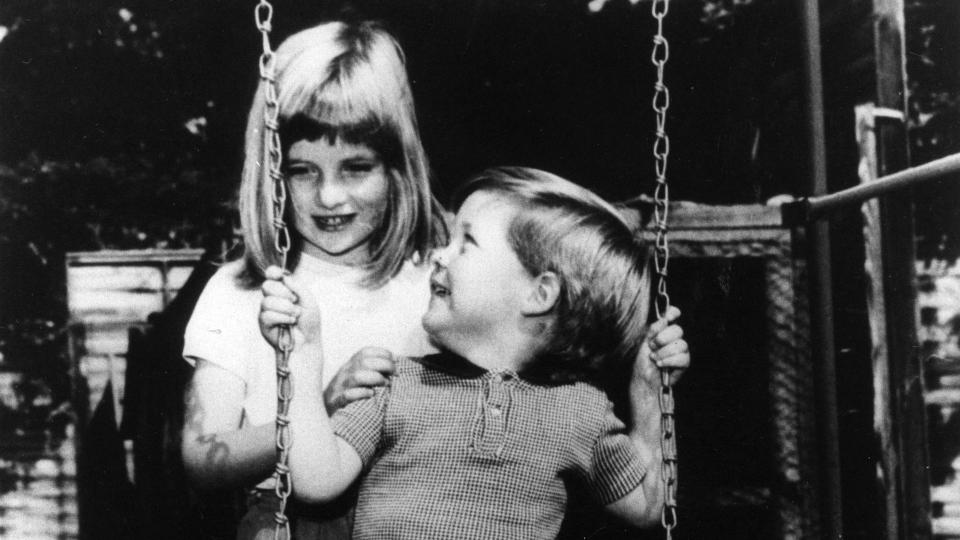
[315,176,347,208]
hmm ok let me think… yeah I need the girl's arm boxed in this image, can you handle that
[605,306,688,527]
[287,342,364,504]
[259,266,396,415]
[180,355,363,499]
[260,266,364,503]
[181,359,277,489]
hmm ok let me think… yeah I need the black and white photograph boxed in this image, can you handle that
[0,1,958,538]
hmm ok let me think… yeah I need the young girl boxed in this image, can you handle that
[180,21,448,538]
[261,167,689,539]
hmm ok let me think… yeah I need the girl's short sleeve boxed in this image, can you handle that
[182,263,259,383]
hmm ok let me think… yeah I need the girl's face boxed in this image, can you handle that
[285,137,390,266]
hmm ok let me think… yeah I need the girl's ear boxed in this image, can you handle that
[522,271,560,317]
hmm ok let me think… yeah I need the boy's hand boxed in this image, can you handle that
[324,347,396,413]
[259,265,322,347]
[634,306,689,390]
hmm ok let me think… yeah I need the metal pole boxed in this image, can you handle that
[782,151,960,224]
[812,151,960,217]
[798,1,843,538]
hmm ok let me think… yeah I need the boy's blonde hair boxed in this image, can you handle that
[239,20,447,287]
[453,167,651,383]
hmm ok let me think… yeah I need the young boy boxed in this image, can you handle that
[260,167,689,539]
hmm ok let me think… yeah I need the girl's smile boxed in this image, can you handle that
[313,214,356,230]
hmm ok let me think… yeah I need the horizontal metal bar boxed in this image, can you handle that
[66,248,206,265]
[781,151,960,225]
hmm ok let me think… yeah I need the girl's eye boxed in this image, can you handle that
[285,165,317,183]
[343,161,377,176]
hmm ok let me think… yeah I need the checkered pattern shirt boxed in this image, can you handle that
[331,352,647,540]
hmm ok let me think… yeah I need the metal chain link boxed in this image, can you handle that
[650,0,678,537]
[255,3,294,539]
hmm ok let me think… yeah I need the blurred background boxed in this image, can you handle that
[0,1,957,538]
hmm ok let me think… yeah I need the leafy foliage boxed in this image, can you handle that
[906,0,960,260]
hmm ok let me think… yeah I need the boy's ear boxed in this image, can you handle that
[522,271,560,317]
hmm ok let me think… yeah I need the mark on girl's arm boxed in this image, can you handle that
[183,371,232,473]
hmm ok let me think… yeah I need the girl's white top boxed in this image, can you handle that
[183,252,435,428]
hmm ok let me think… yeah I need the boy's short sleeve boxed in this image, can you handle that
[583,404,648,505]
[331,387,389,466]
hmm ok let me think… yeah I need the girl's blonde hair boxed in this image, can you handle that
[453,167,651,384]
[239,20,447,287]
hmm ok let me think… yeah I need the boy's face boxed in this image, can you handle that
[422,191,533,354]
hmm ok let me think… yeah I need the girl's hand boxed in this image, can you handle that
[324,347,396,414]
[259,265,322,347]
[633,306,689,390]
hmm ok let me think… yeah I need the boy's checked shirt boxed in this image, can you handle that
[331,352,648,540]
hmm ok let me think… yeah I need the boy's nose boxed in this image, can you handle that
[430,246,451,266]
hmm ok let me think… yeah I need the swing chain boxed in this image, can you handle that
[256,2,294,540]
[651,0,678,537]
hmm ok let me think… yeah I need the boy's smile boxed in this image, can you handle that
[422,191,534,363]
[429,274,450,297]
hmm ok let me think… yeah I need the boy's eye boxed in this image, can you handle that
[459,233,476,254]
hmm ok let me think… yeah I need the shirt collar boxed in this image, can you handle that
[415,350,567,386]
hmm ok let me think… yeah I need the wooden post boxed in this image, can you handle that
[857,104,899,539]
[868,0,932,537]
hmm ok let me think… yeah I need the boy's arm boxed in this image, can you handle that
[605,306,688,527]
[287,342,364,504]
[603,385,663,528]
